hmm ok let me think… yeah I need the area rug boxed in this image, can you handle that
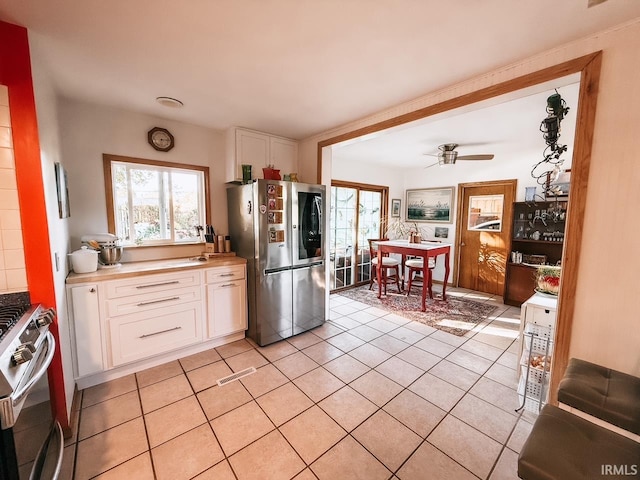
[337,285,497,336]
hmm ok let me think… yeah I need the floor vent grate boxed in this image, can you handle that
[216,367,256,386]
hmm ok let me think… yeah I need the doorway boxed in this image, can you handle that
[318,53,602,400]
[329,181,388,291]
[455,180,516,295]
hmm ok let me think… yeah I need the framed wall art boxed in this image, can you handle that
[55,162,70,218]
[406,187,454,223]
[434,227,449,238]
[391,198,401,217]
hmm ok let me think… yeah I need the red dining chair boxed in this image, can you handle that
[368,239,401,294]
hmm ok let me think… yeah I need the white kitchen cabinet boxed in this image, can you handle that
[69,284,104,377]
[108,301,203,367]
[104,271,203,367]
[66,259,248,389]
[225,127,298,182]
[206,265,247,338]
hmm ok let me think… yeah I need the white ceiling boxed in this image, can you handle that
[1,1,639,140]
[332,79,581,169]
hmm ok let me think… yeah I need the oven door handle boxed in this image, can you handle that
[12,332,56,406]
[29,420,64,480]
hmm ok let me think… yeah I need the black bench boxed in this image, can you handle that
[558,357,640,436]
[518,404,640,480]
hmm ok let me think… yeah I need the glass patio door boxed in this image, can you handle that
[329,182,386,291]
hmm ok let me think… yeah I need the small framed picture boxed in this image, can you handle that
[391,199,401,218]
[434,227,449,238]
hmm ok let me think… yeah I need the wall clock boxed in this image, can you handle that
[147,127,175,152]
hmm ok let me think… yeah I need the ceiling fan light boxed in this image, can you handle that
[438,151,457,165]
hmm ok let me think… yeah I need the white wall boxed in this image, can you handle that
[28,43,76,409]
[332,158,404,202]
[301,19,640,375]
[58,99,227,262]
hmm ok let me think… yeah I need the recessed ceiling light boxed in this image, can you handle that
[156,96,184,108]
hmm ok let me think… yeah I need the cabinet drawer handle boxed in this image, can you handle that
[137,296,180,307]
[136,280,180,289]
[139,326,182,338]
[220,283,236,288]
[218,273,235,277]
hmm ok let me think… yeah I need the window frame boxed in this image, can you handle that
[103,154,211,245]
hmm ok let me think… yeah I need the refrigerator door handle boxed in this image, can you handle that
[264,266,292,275]
[291,261,324,271]
[247,201,252,214]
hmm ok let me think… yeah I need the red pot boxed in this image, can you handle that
[263,168,281,180]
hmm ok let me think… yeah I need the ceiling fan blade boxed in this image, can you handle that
[457,154,494,161]
[588,0,608,7]
[423,161,440,169]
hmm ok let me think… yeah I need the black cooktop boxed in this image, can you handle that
[0,292,31,342]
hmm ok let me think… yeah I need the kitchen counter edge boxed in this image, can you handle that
[66,256,247,284]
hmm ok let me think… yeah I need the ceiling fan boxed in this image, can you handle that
[424,143,494,169]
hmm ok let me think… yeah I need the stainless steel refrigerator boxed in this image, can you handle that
[227,180,326,346]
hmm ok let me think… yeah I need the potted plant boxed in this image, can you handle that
[535,265,561,295]
[383,217,428,242]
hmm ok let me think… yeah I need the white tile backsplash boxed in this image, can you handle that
[0,209,21,230]
[0,168,17,189]
[5,268,27,290]
[0,127,12,149]
[1,229,23,250]
[0,85,8,107]
[0,189,19,210]
[0,106,10,128]
[0,89,27,294]
[3,249,24,269]
[0,148,14,169]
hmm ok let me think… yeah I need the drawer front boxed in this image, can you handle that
[106,286,201,317]
[109,301,203,367]
[525,305,557,328]
[105,270,201,299]
[205,265,245,284]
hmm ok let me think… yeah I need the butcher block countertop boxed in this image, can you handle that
[66,256,247,284]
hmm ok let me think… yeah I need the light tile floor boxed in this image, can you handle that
[39,286,538,479]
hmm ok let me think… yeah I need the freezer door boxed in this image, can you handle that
[255,268,294,346]
[227,183,257,260]
[257,180,292,271]
[292,262,326,335]
[291,183,326,266]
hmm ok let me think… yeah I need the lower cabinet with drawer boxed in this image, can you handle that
[205,265,247,338]
[66,261,248,389]
[108,301,203,366]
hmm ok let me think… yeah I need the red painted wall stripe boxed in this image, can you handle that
[0,20,69,431]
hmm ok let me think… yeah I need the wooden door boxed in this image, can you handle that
[456,180,516,295]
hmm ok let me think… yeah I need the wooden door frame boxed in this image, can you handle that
[330,180,389,292]
[317,52,602,403]
[454,179,517,289]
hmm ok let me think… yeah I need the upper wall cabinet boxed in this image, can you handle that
[225,127,298,183]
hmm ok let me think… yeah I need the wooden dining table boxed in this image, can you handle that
[375,240,451,312]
